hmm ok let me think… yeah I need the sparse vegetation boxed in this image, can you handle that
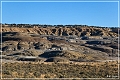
[2,61,118,78]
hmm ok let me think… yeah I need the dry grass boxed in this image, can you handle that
[2,61,119,78]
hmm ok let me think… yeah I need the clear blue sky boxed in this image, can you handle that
[1,1,119,27]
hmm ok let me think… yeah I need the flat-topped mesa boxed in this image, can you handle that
[1,26,118,37]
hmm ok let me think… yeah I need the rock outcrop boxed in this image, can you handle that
[1,27,118,37]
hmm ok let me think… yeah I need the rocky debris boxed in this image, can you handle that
[2,45,17,51]
[34,42,51,50]
[17,42,29,50]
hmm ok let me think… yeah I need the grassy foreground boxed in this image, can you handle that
[1,61,119,79]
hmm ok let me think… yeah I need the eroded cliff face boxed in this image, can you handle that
[1,27,118,37]
[1,26,119,62]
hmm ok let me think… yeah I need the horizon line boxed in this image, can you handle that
[1,23,119,28]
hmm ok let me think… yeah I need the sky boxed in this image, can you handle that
[1,1,119,27]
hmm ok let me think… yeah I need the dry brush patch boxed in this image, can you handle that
[2,61,119,78]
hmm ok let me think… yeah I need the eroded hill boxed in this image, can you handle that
[1,26,119,62]
[1,26,119,37]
